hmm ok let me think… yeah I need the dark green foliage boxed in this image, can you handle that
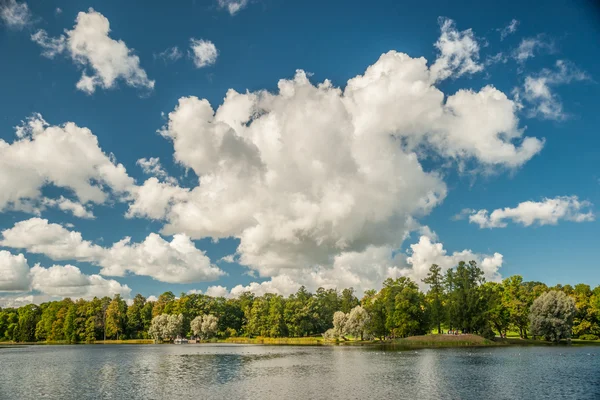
[422,264,444,334]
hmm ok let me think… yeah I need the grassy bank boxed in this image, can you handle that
[222,336,325,345]
[0,339,155,345]
[382,334,498,348]
[2,335,599,348]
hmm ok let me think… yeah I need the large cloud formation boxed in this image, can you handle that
[124,20,541,291]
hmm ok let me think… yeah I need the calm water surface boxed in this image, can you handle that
[1,344,599,399]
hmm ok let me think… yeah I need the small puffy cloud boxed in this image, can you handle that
[43,196,95,219]
[31,8,154,93]
[430,17,483,82]
[0,0,31,30]
[30,264,131,299]
[217,0,249,16]
[126,178,189,220]
[230,276,302,297]
[219,254,236,263]
[519,60,589,120]
[0,251,30,291]
[513,35,554,63]
[205,285,229,297]
[466,196,594,228]
[1,218,224,284]
[0,114,134,213]
[189,38,218,68]
[498,19,519,40]
[55,7,62,15]
[137,157,177,184]
[155,46,182,63]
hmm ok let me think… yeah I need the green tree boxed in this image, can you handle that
[362,289,387,340]
[484,282,510,338]
[63,304,77,343]
[422,264,444,334]
[445,261,491,336]
[340,288,359,314]
[17,304,41,342]
[571,284,598,338]
[126,294,146,339]
[105,294,127,340]
[503,275,531,339]
[529,290,576,343]
[152,292,175,317]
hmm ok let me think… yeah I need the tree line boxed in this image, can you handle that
[1,261,598,343]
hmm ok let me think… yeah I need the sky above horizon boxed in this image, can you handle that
[1,0,599,306]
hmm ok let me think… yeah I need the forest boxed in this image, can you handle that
[1,261,598,343]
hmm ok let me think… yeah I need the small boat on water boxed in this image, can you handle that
[174,338,189,344]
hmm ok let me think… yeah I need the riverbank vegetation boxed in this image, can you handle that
[1,261,599,345]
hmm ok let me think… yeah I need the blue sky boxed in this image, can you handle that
[0,0,599,304]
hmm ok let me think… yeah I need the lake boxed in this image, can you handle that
[1,344,599,399]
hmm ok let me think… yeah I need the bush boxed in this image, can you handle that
[480,326,496,340]
[323,328,337,340]
[223,327,237,338]
[578,334,599,341]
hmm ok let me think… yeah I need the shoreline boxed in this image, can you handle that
[2,334,600,349]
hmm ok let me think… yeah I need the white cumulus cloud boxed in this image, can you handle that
[0,250,131,300]
[130,31,541,281]
[31,8,154,93]
[30,264,131,299]
[42,196,95,219]
[210,234,504,297]
[0,218,224,284]
[430,17,483,82]
[466,196,594,228]
[0,0,31,30]
[0,114,134,214]
[137,157,177,184]
[0,251,30,291]
[189,38,218,68]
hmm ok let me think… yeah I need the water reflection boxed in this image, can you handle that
[1,344,600,399]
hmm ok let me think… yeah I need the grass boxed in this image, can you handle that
[0,339,156,345]
[91,339,155,345]
[384,334,497,348]
[3,334,599,348]
[222,336,324,345]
